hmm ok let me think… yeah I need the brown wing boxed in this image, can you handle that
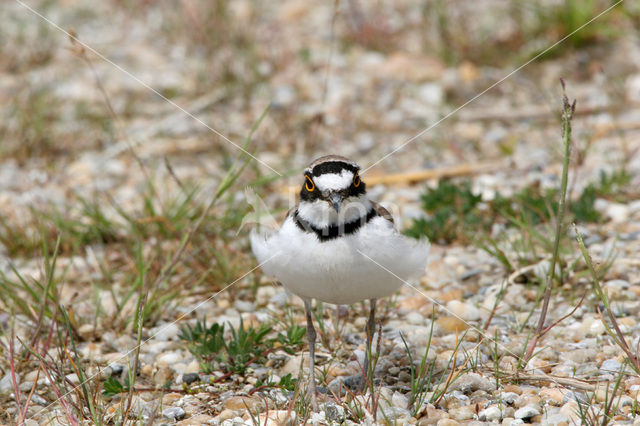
[284,206,298,224]
[371,201,395,226]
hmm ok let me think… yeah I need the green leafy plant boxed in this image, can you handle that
[404,180,484,244]
[224,319,272,374]
[406,167,630,245]
[102,377,129,398]
[277,324,306,355]
[179,317,306,375]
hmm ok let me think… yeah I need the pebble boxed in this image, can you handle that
[217,409,236,421]
[108,363,125,376]
[223,395,263,411]
[479,405,502,421]
[406,311,424,325]
[600,358,623,373]
[151,323,180,341]
[542,411,570,425]
[436,419,460,426]
[448,405,475,421]
[446,300,481,321]
[436,316,469,333]
[539,387,565,406]
[178,414,215,425]
[561,347,597,364]
[181,372,200,384]
[605,202,630,222]
[0,374,14,394]
[514,405,540,420]
[322,402,346,423]
[162,406,186,420]
[183,359,200,374]
[156,351,184,366]
[258,410,296,425]
[154,366,172,386]
[450,372,494,394]
[30,394,47,406]
[563,391,589,404]
[280,354,308,377]
[234,300,255,312]
[392,391,409,410]
[500,392,519,405]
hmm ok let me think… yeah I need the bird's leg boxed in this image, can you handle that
[304,300,319,411]
[364,298,377,387]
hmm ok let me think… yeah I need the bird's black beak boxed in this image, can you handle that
[328,192,343,213]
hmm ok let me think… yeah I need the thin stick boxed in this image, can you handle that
[522,79,575,365]
[282,160,504,194]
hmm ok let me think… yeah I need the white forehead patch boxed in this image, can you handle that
[313,170,354,192]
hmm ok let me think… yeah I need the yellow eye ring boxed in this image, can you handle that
[353,171,361,187]
[305,175,315,192]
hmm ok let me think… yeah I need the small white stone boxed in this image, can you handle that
[392,391,409,409]
[234,300,255,312]
[625,74,640,103]
[600,358,622,372]
[151,323,180,341]
[184,359,200,374]
[605,202,629,222]
[406,311,424,325]
[256,286,276,305]
[258,409,297,425]
[450,372,493,393]
[156,351,183,366]
[446,300,481,321]
[65,373,79,384]
[479,405,502,421]
[629,200,640,214]
[417,82,443,106]
[0,374,15,394]
[514,405,540,420]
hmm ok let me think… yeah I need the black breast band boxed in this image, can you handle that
[294,208,377,242]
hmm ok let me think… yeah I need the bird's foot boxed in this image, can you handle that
[308,379,319,411]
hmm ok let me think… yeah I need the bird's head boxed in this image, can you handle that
[299,155,366,214]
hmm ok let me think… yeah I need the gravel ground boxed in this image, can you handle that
[1,1,640,425]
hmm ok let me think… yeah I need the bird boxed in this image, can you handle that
[251,155,429,409]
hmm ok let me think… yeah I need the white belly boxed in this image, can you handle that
[251,216,429,305]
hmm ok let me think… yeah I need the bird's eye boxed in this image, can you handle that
[353,171,361,187]
[305,175,315,192]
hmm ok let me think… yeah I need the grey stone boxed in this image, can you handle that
[450,372,493,394]
[30,394,47,406]
[543,412,569,425]
[109,363,125,376]
[514,405,540,420]
[600,358,623,373]
[182,372,200,384]
[500,391,519,405]
[342,373,366,390]
[322,402,346,423]
[0,374,15,394]
[563,391,589,404]
[343,333,364,345]
[151,323,180,341]
[234,300,255,312]
[269,292,289,307]
[162,406,186,420]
